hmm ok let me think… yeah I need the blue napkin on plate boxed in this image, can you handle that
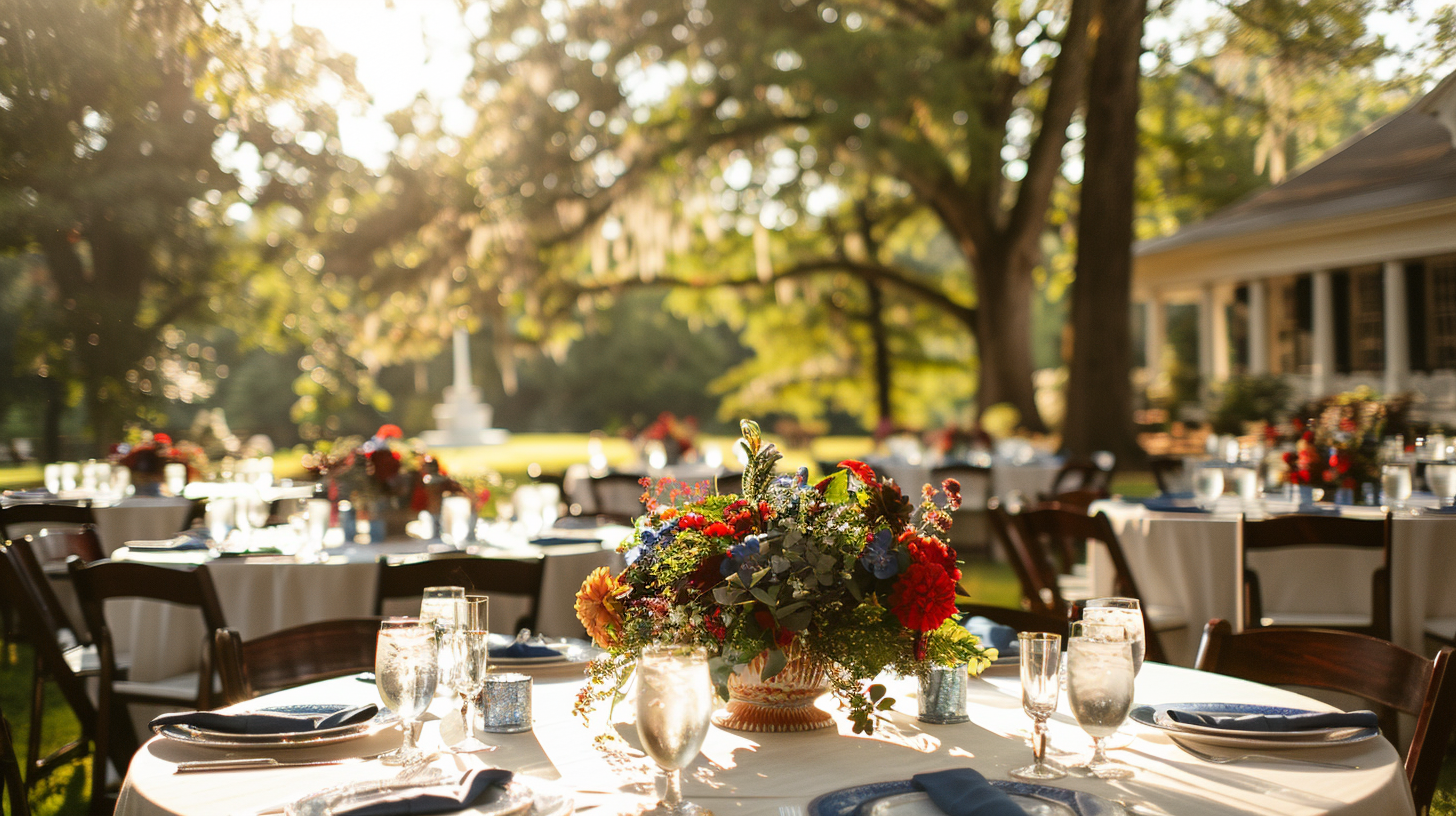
[910,769,1023,816]
[528,536,596,547]
[960,616,1017,656]
[1167,708,1378,732]
[336,769,515,816]
[1139,497,1208,513]
[489,641,561,659]
[1294,503,1342,516]
[150,704,377,734]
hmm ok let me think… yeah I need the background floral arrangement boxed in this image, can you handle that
[575,420,993,734]
[1281,387,1410,498]
[633,411,698,463]
[110,430,208,480]
[302,424,412,504]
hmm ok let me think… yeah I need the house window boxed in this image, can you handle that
[1349,267,1384,372]
[1427,257,1456,370]
[1273,276,1311,374]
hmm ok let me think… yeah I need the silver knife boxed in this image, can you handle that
[175,754,382,773]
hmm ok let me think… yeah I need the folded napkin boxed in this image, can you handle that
[338,769,515,816]
[150,704,377,735]
[489,641,561,659]
[528,536,598,546]
[910,769,1023,816]
[127,529,214,551]
[960,616,1017,656]
[1166,708,1378,732]
[1294,503,1342,516]
[1139,497,1208,514]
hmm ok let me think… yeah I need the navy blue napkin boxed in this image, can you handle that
[960,616,1018,656]
[910,769,1023,816]
[1294,503,1342,516]
[529,536,598,546]
[339,769,515,816]
[1139,497,1208,513]
[489,641,561,659]
[150,704,377,734]
[1167,708,1378,732]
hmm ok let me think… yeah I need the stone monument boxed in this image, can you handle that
[421,328,509,446]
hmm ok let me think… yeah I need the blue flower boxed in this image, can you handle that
[720,534,763,577]
[860,529,898,579]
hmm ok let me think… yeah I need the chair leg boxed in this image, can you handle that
[27,652,44,785]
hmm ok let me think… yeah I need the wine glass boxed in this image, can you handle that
[1066,621,1135,779]
[420,586,465,695]
[1381,463,1413,513]
[1010,632,1064,780]
[1427,463,1456,507]
[636,645,713,816]
[1082,598,1145,675]
[451,594,495,753]
[375,618,439,766]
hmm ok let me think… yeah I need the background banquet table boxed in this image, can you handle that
[1088,498,1456,665]
[102,532,628,686]
[115,661,1415,816]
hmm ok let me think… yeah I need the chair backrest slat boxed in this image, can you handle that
[215,618,385,705]
[373,555,546,634]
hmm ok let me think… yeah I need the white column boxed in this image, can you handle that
[1311,270,1335,396]
[1212,285,1232,381]
[1247,279,1269,375]
[1384,260,1409,394]
[1199,286,1217,390]
[1145,295,1166,384]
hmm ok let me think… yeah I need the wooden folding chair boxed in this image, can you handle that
[1196,619,1456,814]
[986,502,1064,617]
[214,618,385,705]
[929,464,994,559]
[374,555,546,634]
[589,473,647,525]
[1017,507,1183,664]
[67,557,228,763]
[1237,513,1392,640]
[1,708,31,816]
[0,544,116,815]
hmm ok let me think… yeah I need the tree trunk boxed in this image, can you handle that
[866,279,893,425]
[1064,0,1147,462]
[973,244,1048,434]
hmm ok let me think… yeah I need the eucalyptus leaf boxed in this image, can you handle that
[749,587,776,608]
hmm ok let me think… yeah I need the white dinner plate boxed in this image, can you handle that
[1130,704,1379,750]
[487,635,598,667]
[152,704,398,750]
[1151,702,1354,741]
[809,780,1127,816]
[284,772,560,816]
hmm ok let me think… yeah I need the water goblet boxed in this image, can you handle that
[375,618,439,766]
[636,645,713,816]
[1067,621,1135,780]
[1082,598,1145,675]
[1381,463,1413,513]
[1010,632,1064,781]
[420,586,465,694]
[1192,464,1224,510]
[1427,463,1456,507]
[451,594,495,753]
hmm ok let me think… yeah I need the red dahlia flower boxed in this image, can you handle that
[889,561,958,633]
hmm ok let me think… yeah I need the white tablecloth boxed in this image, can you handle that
[1090,499,1456,665]
[115,661,1415,816]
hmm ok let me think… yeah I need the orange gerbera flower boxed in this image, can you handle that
[575,567,627,648]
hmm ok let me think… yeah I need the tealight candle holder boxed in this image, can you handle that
[918,664,970,724]
[480,673,532,733]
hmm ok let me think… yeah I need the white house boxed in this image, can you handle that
[1134,73,1456,420]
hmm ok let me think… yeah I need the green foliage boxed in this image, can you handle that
[1211,375,1293,435]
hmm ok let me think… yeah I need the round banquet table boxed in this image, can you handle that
[1088,497,1456,666]
[115,661,1415,816]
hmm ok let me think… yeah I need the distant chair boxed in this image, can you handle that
[590,473,648,525]
[1196,619,1456,814]
[1046,460,1114,498]
[1148,456,1190,495]
[1237,513,1392,640]
[928,464,994,559]
[1016,507,1184,664]
[713,472,744,496]
[0,502,96,543]
[986,501,1063,617]
[215,618,384,705]
[373,554,546,633]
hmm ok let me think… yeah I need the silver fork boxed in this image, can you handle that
[1168,735,1360,769]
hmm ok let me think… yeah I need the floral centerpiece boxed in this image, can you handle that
[302,424,415,536]
[1281,387,1410,500]
[110,431,208,491]
[635,411,698,464]
[574,420,994,735]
